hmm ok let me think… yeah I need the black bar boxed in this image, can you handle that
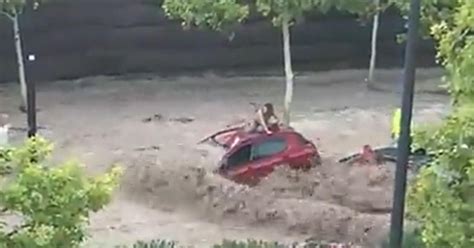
[389,0,421,247]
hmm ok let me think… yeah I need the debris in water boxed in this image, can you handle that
[142,114,164,123]
[142,114,194,124]
[134,145,160,151]
[169,117,195,124]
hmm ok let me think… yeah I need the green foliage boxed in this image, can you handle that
[387,0,474,101]
[389,0,456,39]
[331,0,389,17]
[391,0,474,246]
[162,0,249,31]
[413,106,474,154]
[0,147,13,175]
[346,0,394,22]
[429,0,474,104]
[254,0,386,27]
[0,0,42,17]
[255,0,320,26]
[0,136,122,248]
[408,106,474,248]
[0,0,25,16]
[390,0,455,22]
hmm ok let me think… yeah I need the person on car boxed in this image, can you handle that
[247,103,279,134]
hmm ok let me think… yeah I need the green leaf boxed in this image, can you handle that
[255,0,320,27]
[1,0,45,17]
[162,0,249,31]
[0,136,122,248]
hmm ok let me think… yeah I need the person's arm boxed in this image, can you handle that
[258,109,271,133]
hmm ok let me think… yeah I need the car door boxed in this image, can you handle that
[221,143,254,183]
[248,137,288,178]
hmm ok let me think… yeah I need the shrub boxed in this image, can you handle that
[408,106,474,247]
[0,136,122,248]
[391,0,474,246]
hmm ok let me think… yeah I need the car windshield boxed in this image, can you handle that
[251,137,286,160]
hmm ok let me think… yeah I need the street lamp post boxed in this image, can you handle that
[389,0,421,247]
[26,54,36,138]
[24,0,37,138]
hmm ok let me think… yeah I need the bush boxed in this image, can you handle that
[0,136,122,248]
[392,0,474,247]
[0,147,13,175]
[408,106,474,248]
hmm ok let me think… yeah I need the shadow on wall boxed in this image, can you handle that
[0,1,436,83]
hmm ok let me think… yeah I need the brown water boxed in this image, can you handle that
[0,68,448,247]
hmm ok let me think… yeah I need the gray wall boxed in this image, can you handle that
[0,0,436,83]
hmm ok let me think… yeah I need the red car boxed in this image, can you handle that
[200,126,321,185]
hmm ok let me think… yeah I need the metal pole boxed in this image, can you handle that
[26,59,36,138]
[389,0,421,247]
[24,1,37,138]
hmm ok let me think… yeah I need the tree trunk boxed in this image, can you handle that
[368,0,380,86]
[282,20,294,126]
[13,15,28,111]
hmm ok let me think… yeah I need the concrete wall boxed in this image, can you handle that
[0,0,437,83]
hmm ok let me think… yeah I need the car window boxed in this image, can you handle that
[251,138,287,160]
[226,144,251,169]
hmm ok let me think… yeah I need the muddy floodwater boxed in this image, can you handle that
[0,68,448,247]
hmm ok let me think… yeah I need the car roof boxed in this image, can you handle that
[223,129,306,157]
[235,129,299,145]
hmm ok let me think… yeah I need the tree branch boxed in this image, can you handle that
[0,11,15,21]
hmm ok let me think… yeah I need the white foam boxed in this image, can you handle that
[0,125,9,147]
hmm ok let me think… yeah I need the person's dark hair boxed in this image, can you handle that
[263,103,274,114]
